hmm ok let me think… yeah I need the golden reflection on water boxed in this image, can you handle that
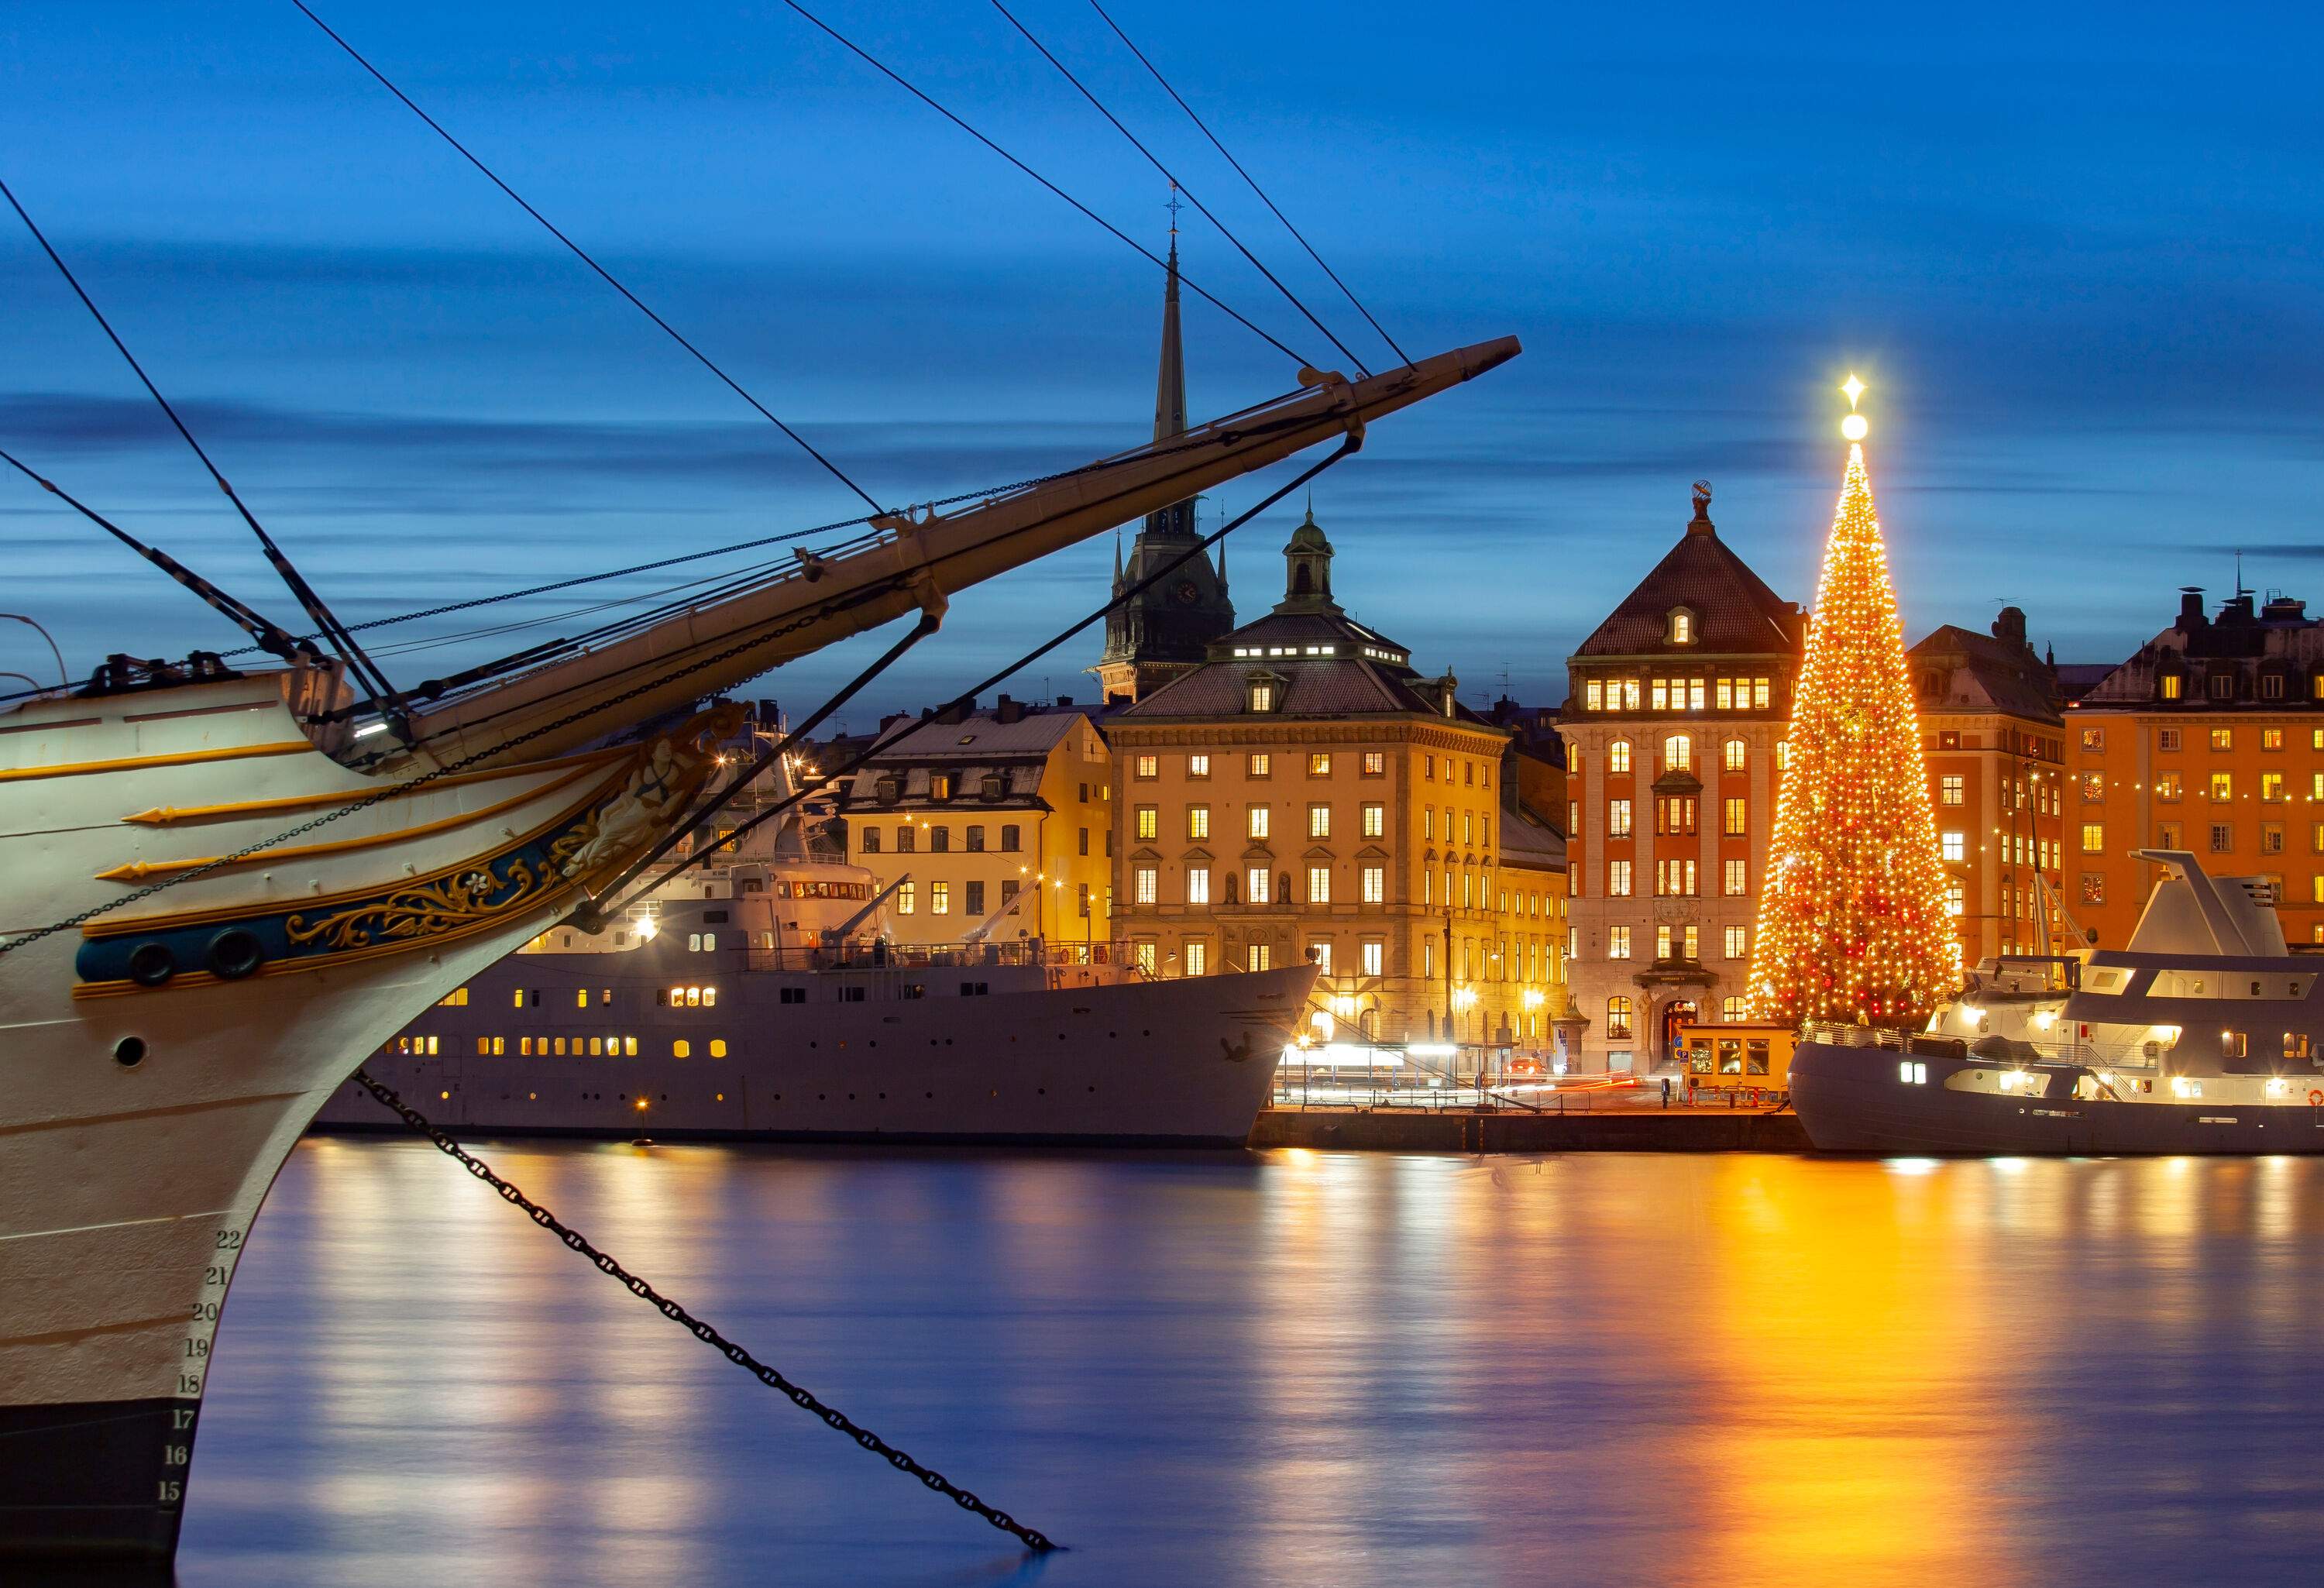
[187,1142,2324,1588]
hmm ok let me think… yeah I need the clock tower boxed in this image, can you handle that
[1092,213,1234,704]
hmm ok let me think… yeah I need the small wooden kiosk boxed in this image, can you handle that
[1674,1022,1799,1096]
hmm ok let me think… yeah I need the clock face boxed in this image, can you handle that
[1173,579,1202,606]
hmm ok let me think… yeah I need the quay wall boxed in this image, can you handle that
[1251,1106,1810,1153]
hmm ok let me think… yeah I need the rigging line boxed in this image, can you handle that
[569,607,941,929]
[777,0,1317,372]
[392,398,1342,728]
[0,445,303,660]
[590,435,1357,923]
[0,173,408,715]
[288,2,883,517]
[218,428,1243,662]
[987,0,1370,378]
[1086,0,1415,369]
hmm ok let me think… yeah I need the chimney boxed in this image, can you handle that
[1055,694,1074,708]
[2177,586,2206,631]
[879,712,911,734]
[996,694,1026,725]
[1990,606,2028,651]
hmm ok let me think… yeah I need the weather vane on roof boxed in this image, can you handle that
[1166,181,1182,239]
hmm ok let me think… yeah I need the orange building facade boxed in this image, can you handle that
[1907,613,2069,964]
[2060,587,2324,949]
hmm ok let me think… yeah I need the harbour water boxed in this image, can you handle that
[177,1140,2324,1586]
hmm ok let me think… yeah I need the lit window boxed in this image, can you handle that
[1609,860,1633,897]
[1247,868,1272,904]
[2263,773,2286,803]
[1608,799,1632,838]
[1361,803,1385,838]
[1586,680,1605,711]
[1670,610,1693,643]
[1362,751,1385,776]
[1136,754,1158,780]
[1188,868,1211,905]
[1609,740,1631,774]
[1723,738,1745,772]
[1188,754,1212,779]
[1187,805,1211,840]
[1361,864,1385,903]
[2080,823,2105,854]
[1249,943,1272,972]
[1309,804,1332,839]
[2211,772,2233,802]
[1249,806,1270,840]
[1664,734,1691,772]
[1940,775,1964,805]
[1186,941,1209,975]
[1942,831,1967,862]
[1136,805,1159,840]
[931,882,950,916]
[2161,673,2183,700]
[1724,858,1747,895]
[1308,866,1332,903]
[1946,880,1965,916]
[1249,681,1277,713]
[896,882,916,914]
[1723,796,1747,837]
[674,1040,691,1058]
[1724,926,1747,960]
[1248,753,1271,778]
[1363,940,1384,977]
[1133,867,1158,905]
[1607,995,1634,1036]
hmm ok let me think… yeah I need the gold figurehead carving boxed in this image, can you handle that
[284,703,742,954]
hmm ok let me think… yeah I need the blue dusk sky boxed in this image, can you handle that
[2,1,2318,721]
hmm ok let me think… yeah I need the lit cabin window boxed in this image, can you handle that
[710,1039,728,1057]
[674,1040,690,1058]
[1668,608,1696,644]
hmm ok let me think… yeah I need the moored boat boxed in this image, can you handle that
[1792,849,2324,1154]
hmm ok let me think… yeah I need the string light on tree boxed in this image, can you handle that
[1747,376,1961,1029]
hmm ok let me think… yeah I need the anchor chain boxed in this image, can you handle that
[351,1067,1058,1553]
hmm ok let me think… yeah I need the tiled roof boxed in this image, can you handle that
[1906,625,2063,723]
[1120,655,1476,721]
[1498,795,1566,871]
[863,710,1085,760]
[1572,513,1800,658]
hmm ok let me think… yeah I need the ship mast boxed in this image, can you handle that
[392,337,1518,772]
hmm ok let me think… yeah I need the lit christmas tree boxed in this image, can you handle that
[1748,378,1961,1029]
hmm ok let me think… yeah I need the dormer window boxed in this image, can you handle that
[1247,672,1281,713]
[2160,672,2184,701]
[929,774,953,801]
[1667,607,1697,644]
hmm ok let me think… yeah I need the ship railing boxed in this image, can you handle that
[1802,1023,2109,1067]
[741,937,1125,974]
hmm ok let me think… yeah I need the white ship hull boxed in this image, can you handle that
[0,675,734,1559]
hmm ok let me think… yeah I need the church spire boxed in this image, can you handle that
[1153,184,1187,444]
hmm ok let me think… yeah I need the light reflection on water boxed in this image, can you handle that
[179,1142,2324,1587]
